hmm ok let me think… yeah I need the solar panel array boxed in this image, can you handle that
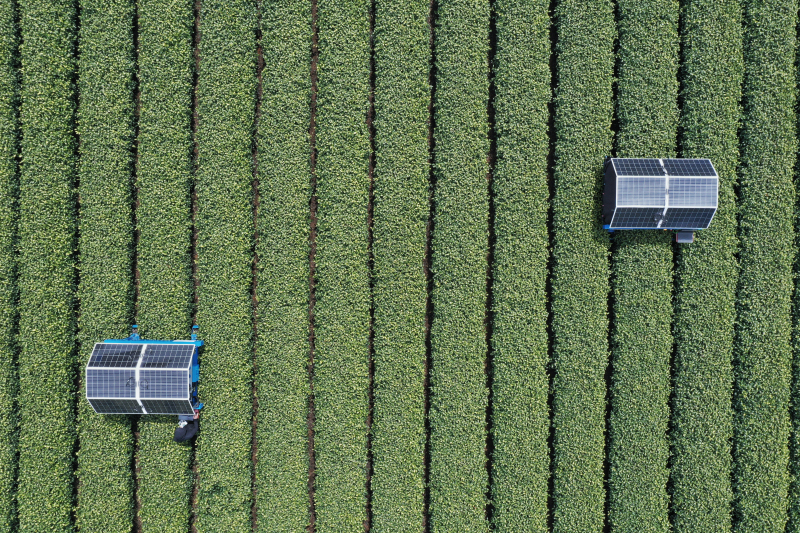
[86,342,196,415]
[608,158,718,230]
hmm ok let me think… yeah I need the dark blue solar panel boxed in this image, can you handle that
[140,344,194,369]
[610,207,665,229]
[662,159,716,177]
[663,208,716,229]
[141,399,194,415]
[613,158,664,176]
[87,343,142,368]
[88,398,143,414]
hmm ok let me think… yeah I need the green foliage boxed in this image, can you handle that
[0,4,19,533]
[428,0,489,531]
[607,1,677,531]
[74,0,136,531]
[550,0,614,531]
[669,0,741,530]
[194,1,256,531]
[371,0,429,530]
[488,0,549,531]
[16,1,78,531]
[255,1,312,531]
[313,1,371,531]
[0,1,18,531]
[733,0,797,531]
[135,0,194,531]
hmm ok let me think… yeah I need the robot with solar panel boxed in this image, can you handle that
[603,157,719,242]
[85,325,204,426]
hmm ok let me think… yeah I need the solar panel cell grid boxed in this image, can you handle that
[138,369,189,398]
[140,399,194,415]
[87,343,141,368]
[663,207,715,229]
[610,207,664,228]
[669,178,718,207]
[662,158,716,176]
[140,343,194,368]
[86,368,137,398]
[88,398,143,414]
[617,177,666,206]
[613,158,664,176]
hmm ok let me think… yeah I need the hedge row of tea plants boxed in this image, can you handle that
[607,0,678,531]
[370,0,429,530]
[313,1,371,531]
[733,0,797,530]
[0,1,17,531]
[16,1,78,531]
[194,1,256,532]
[74,0,136,531]
[135,0,195,531]
[669,0,741,530]
[549,0,614,531]
[255,1,312,531]
[488,0,550,531]
[428,0,490,531]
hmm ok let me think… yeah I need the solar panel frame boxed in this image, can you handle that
[85,341,198,414]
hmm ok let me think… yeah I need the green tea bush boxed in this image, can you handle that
[607,1,677,531]
[488,0,550,531]
[0,1,18,531]
[256,1,312,531]
[135,0,194,531]
[75,0,136,531]
[428,1,490,531]
[313,1,371,531]
[550,0,614,531]
[733,0,797,531]
[16,1,78,531]
[669,0,741,530]
[370,0,429,531]
[194,1,256,531]
[369,0,429,530]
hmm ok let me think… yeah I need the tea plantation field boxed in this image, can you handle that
[0,0,799,532]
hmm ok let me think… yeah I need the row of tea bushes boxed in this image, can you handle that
[669,0,742,530]
[16,1,78,531]
[255,0,312,531]
[0,1,17,531]
[607,0,678,531]
[312,1,372,531]
[134,0,195,531]
[549,0,614,531]
[75,0,136,531]
[488,0,551,531]
[428,1,490,531]
[733,0,797,531]
[194,1,256,531]
[370,0,430,530]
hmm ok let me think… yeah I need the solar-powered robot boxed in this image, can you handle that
[603,157,719,243]
[85,325,204,424]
